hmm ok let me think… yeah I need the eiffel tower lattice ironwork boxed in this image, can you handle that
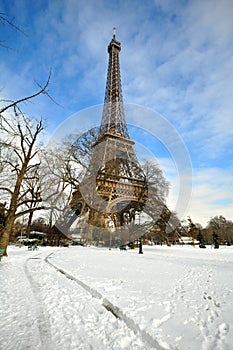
[76,32,148,228]
[58,32,178,244]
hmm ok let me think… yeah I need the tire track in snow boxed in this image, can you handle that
[25,250,152,349]
[45,252,169,350]
[24,254,54,350]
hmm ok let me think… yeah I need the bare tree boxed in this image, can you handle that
[208,215,227,230]
[141,159,169,202]
[37,144,75,227]
[0,113,84,254]
[0,111,46,254]
[0,70,57,253]
[40,132,94,230]
[207,215,233,245]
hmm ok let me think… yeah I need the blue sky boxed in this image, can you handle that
[1,0,233,226]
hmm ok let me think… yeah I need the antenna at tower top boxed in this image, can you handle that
[113,27,116,39]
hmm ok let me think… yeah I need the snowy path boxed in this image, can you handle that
[24,255,53,349]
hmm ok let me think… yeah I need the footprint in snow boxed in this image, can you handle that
[217,323,230,339]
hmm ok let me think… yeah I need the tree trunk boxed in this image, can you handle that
[0,172,24,255]
[0,214,15,256]
[26,211,34,237]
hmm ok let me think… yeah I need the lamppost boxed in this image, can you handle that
[138,210,143,254]
[108,217,114,250]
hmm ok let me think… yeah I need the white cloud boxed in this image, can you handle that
[177,167,233,226]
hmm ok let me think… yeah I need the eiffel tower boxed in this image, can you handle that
[60,31,178,244]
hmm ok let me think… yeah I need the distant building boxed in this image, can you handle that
[178,236,199,245]
[29,231,47,241]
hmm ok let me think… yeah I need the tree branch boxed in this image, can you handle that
[0,69,52,114]
[0,186,13,194]
[0,13,27,36]
[15,206,47,218]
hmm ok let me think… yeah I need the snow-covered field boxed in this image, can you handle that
[0,245,232,350]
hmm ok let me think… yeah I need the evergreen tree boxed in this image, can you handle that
[197,230,206,248]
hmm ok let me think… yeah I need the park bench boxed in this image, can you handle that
[0,247,5,261]
[28,244,38,251]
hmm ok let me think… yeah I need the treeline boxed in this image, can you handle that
[171,215,233,247]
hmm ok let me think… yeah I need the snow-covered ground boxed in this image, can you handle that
[0,245,232,350]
